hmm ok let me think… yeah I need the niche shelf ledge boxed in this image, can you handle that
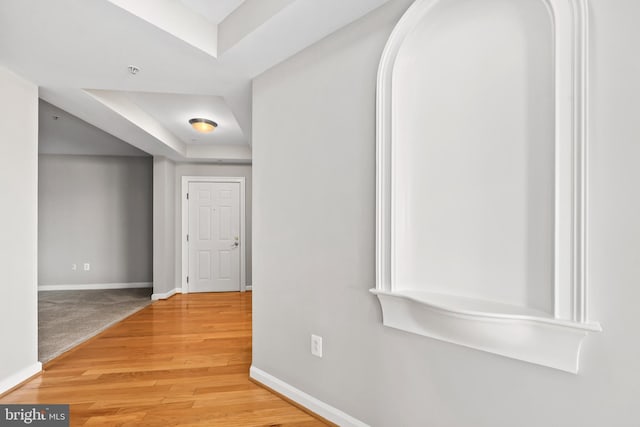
[371,289,601,373]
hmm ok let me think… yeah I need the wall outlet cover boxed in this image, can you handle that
[311,334,323,358]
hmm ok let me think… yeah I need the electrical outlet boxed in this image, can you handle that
[311,334,323,358]
[83,263,90,271]
[71,264,77,271]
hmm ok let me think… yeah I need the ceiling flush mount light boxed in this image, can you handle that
[189,118,218,133]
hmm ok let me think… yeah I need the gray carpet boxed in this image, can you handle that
[38,288,152,363]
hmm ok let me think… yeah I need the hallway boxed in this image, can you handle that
[0,292,327,426]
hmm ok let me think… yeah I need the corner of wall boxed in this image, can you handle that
[0,66,40,392]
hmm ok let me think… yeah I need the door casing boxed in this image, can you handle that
[181,176,246,293]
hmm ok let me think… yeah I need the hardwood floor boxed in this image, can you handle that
[0,292,328,427]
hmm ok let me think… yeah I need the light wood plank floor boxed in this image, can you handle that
[0,292,327,427]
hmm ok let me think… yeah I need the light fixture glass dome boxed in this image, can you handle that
[189,118,218,133]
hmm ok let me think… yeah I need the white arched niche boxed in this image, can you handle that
[372,0,601,373]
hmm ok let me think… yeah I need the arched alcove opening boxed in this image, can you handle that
[393,0,554,313]
[373,0,600,373]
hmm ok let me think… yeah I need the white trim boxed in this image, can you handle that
[151,287,182,300]
[245,285,252,291]
[374,0,599,372]
[250,366,369,427]
[372,290,600,373]
[38,282,152,291]
[0,362,42,395]
[181,176,247,294]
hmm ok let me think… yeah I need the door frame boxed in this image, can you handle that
[181,176,247,293]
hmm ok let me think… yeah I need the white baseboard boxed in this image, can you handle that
[246,285,252,291]
[152,287,182,300]
[38,282,152,291]
[250,366,368,427]
[0,362,42,395]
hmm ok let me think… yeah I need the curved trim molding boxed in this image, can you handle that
[374,0,601,372]
[371,290,601,373]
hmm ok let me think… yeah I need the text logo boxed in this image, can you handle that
[0,405,69,426]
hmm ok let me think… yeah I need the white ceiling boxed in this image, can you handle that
[179,0,247,24]
[0,0,392,162]
[126,91,245,145]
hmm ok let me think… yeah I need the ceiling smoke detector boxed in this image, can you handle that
[128,65,141,75]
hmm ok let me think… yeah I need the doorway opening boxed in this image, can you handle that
[181,176,247,293]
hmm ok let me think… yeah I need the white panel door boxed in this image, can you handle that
[188,182,240,292]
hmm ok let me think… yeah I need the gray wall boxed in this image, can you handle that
[0,66,39,386]
[252,0,640,425]
[38,155,153,286]
[174,163,253,287]
[153,156,176,296]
